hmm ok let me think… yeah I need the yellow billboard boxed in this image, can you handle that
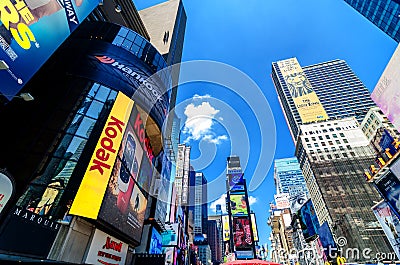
[277,58,328,123]
[250,213,259,242]
[222,215,230,241]
[69,92,134,219]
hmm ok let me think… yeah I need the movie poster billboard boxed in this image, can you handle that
[298,199,320,241]
[233,217,253,249]
[290,191,308,213]
[277,58,328,123]
[371,44,400,131]
[0,0,101,100]
[250,213,259,242]
[375,171,400,218]
[229,193,248,216]
[274,193,290,210]
[372,201,400,259]
[149,227,163,254]
[222,215,230,241]
[85,229,129,265]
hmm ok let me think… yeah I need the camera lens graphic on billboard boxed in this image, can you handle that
[0,0,101,100]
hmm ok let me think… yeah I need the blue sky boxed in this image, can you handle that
[134,0,398,246]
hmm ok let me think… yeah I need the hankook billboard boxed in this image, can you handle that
[277,58,328,123]
[0,0,100,100]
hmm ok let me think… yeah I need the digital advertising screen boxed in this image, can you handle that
[250,213,259,242]
[230,193,248,216]
[317,221,336,256]
[222,215,230,241]
[233,217,253,250]
[277,58,328,123]
[162,223,179,246]
[375,171,400,218]
[70,92,134,219]
[372,201,400,259]
[149,227,163,254]
[0,0,101,100]
[228,173,244,191]
[289,191,308,214]
[298,199,320,241]
[274,193,290,210]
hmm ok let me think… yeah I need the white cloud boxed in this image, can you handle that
[210,194,227,214]
[193,94,211,100]
[182,101,228,144]
[248,196,257,206]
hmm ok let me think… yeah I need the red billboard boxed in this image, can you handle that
[233,217,253,249]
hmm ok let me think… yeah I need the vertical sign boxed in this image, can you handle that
[277,58,328,123]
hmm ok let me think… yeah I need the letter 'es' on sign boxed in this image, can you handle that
[70,92,134,219]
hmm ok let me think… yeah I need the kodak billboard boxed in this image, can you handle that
[277,58,328,123]
[69,92,134,219]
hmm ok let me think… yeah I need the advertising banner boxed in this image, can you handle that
[149,227,163,254]
[298,199,320,241]
[274,193,290,210]
[372,201,400,259]
[318,221,336,257]
[67,38,169,129]
[228,173,244,191]
[222,215,230,241]
[290,191,308,213]
[85,229,128,265]
[0,171,14,215]
[235,250,254,259]
[371,44,400,131]
[233,217,253,250]
[162,223,179,246]
[375,171,400,218]
[229,193,248,216]
[250,213,259,242]
[0,0,100,100]
[163,247,175,265]
[277,58,328,123]
[70,92,134,219]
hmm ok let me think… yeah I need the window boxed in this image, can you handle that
[336,140,341,144]
[326,135,330,139]
[343,139,348,143]
[333,134,337,138]
[328,141,333,145]
[340,133,345,137]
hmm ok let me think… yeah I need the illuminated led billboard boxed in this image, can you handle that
[233,217,253,250]
[228,173,244,191]
[229,193,248,216]
[250,213,259,242]
[0,0,100,100]
[298,199,320,241]
[277,58,328,123]
[222,215,230,241]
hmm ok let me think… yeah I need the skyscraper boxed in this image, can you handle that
[274,157,309,197]
[344,0,400,43]
[191,172,208,237]
[271,58,375,142]
[272,57,393,262]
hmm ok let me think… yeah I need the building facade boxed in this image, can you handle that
[271,58,375,142]
[344,0,400,42]
[296,118,392,261]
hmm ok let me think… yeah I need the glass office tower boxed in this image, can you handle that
[271,58,375,142]
[344,0,400,42]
